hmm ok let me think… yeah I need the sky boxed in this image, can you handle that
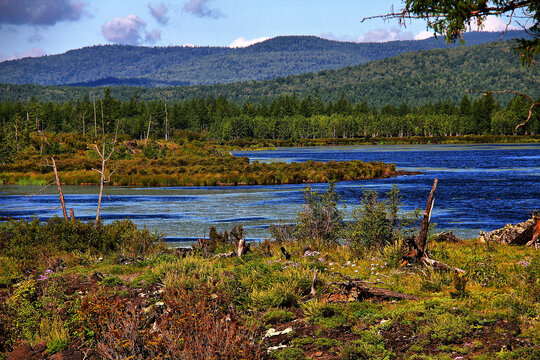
[0,0,522,62]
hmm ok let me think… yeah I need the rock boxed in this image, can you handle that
[479,217,539,246]
[264,327,293,339]
[436,231,461,243]
[266,344,287,353]
[49,349,84,360]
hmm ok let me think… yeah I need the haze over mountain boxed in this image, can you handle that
[0,31,529,87]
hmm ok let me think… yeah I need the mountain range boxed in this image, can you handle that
[0,30,530,87]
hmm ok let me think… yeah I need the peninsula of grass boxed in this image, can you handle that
[0,133,405,187]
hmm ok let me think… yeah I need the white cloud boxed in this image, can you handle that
[468,15,518,32]
[229,36,269,48]
[414,30,432,40]
[360,27,413,42]
[148,3,169,25]
[183,0,224,19]
[102,15,147,45]
[0,47,46,62]
[319,32,356,42]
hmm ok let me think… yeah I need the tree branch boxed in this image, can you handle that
[483,90,539,130]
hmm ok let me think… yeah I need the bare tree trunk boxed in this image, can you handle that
[164,102,169,141]
[402,178,464,273]
[416,178,438,255]
[100,100,105,137]
[93,96,97,138]
[92,143,115,225]
[40,132,44,155]
[146,115,152,143]
[70,208,75,221]
[14,124,19,151]
[96,150,105,223]
[51,158,68,220]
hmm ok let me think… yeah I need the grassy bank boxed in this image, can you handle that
[0,186,538,359]
[225,134,540,148]
[0,133,402,187]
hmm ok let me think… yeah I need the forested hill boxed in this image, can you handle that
[1,39,537,107]
[0,31,530,87]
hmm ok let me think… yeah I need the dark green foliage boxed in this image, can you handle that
[294,182,344,247]
[346,185,420,253]
[340,331,394,360]
[262,309,295,324]
[0,218,160,266]
[271,347,306,360]
[0,32,526,87]
[1,38,537,109]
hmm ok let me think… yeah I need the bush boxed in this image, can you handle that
[271,347,306,360]
[346,185,420,254]
[0,218,161,267]
[294,182,344,247]
[262,309,296,324]
[340,331,394,360]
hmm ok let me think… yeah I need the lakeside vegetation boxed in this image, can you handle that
[0,186,538,359]
[0,132,400,187]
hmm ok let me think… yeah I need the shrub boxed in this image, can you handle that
[346,185,421,254]
[421,313,472,344]
[0,218,161,267]
[466,256,507,287]
[262,309,295,324]
[340,331,394,360]
[302,300,347,329]
[271,347,306,360]
[294,182,344,247]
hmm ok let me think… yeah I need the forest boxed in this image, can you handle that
[0,31,528,87]
[1,90,538,165]
[1,39,538,107]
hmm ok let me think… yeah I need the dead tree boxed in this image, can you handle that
[44,158,68,220]
[402,179,464,272]
[92,142,115,224]
[93,96,98,138]
[146,115,152,144]
[100,100,105,137]
[164,102,169,141]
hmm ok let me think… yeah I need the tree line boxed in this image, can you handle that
[1,90,538,162]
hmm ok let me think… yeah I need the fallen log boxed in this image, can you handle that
[326,278,418,302]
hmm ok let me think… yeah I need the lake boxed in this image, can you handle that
[1,143,539,245]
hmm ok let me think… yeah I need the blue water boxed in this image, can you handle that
[1,144,538,243]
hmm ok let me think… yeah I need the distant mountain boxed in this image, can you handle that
[0,31,531,87]
[1,39,537,107]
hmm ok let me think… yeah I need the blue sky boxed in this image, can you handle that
[0,0,520,61]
